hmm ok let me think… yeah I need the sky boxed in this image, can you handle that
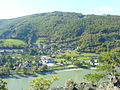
[0,0,120,19]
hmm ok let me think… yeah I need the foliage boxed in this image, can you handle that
[0,78,8,90]
[95,62,114,73]
[84,47,120,83]
[0,39,26,49]
[99,47,120,65]
[30,75,59,90]
[54,58,66,63]
[76,56,90,61]
[81,53,99,57]
[110,47,120,64]
[0,66,10,75]
[72,61,82,66]
[84,73,106,83]
[61,50,80,57]
[40,65,48,71]
[0,12,120,52]
[48,65,77,70]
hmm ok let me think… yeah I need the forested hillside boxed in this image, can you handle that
[0,11,120,52]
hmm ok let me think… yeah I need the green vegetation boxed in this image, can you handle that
[0,78,8,90]
[0,12,119,52]
[84,47,120,83]
[29,75,59,90]
[81,53,99,57]
[0,39,26,49]
[49,65,78,70]
[54,58,66,63]
[76,56,90,61]
[0,12,119,90]
[36,38,49,44]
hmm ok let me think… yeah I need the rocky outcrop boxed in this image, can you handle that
[50,76,120,90]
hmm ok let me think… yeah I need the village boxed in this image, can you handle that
[0,43,100,76]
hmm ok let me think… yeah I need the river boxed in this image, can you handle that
[5,69,96,90]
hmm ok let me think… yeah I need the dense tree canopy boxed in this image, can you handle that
[84,47,120,83]
[0,12,120,51]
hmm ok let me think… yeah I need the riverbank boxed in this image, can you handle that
[6,69,95,90]
[48,64,91,72]
[51,67,85,72]
[0,67,90,79]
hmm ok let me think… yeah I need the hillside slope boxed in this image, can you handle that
[0,12,120,52]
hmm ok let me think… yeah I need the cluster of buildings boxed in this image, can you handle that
[13,56,56,69]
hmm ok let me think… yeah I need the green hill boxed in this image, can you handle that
[0,39,26,49]
[0,11,120,52]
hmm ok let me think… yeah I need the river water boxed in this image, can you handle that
[5,69,96,90]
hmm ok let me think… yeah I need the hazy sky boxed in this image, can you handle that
[0,0,119,19]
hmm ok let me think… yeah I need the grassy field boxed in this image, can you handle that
[0,39,26,48]
[81,53,99,56]
[54,58,66,63]
[76,56,90,60]
[36,38,49,43]
[49,65,78,70]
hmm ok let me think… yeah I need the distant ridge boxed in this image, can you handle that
[0,11,120,52]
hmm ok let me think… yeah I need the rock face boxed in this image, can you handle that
[113,76,120,88]
[50,76,120,90]
[51,82,96,90]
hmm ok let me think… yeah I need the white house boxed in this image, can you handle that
[41,56,55,65]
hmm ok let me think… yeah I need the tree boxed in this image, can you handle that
[110,47,120,65]
[84,73,105,83]
[40,65,48,71]
[30,75,59,90]
[0,66,10,75]
[84,47,120,83]
[0,78,8,90]
[72,61,81,66]
[22,67,28,74]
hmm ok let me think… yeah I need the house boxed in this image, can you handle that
[41,56,48,60]
[46,59,54,63]
[0,50,4,53]
[41,56,55,64]
[33,44,42,48]
[23,61,32,67]
[15,61,22,66]
[43,45,47,49]
[13,61,23,69]
[94,62,100,66]
[89,59,100,66]
[71,57,74,60]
